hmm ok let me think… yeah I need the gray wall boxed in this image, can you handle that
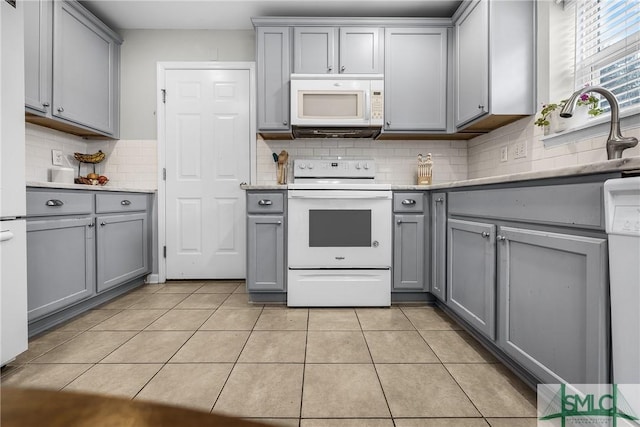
[119,29,255,140]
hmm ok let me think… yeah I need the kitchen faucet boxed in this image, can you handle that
[559,86,638,160]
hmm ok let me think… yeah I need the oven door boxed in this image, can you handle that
[288,190,392,268]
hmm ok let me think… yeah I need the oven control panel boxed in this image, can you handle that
[293,159,376,179]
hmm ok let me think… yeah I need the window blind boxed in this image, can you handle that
[574,0,640,111]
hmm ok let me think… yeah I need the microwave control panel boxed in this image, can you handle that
[370,80,384,124]
[371,90,384,121]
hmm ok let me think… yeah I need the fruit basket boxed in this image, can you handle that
[74,150,108,185]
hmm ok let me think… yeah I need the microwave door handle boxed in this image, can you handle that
[365,90,371,122]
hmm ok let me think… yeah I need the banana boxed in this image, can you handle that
[74,150,106,164]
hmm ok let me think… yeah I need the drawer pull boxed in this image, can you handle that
[401,199,416,206]
[121,200,131,206]
[258,200,272,206]
[435,197,444,203]
[45,199,64,207]
[100,221,106,226]
[497,235,507,241]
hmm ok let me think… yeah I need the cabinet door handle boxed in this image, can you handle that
[397,219,403,224]
[121,200,131,206]
[283,120,288,126]
[481,231,490,238]
[401,199,416,206]
[276,220,282,225]
[42,102,50,108]
[386,121,391,126]
[45,199,64,207]
[435,197,444,203]
[497,235,507,241]
[340,65,346,72]
[100,221,106,226]
[478,104,485,110]
[258,200,272,206]
[327,66,333,72]
[57,107,64,113]
[88,222,95,228]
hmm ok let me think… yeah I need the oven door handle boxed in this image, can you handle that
[288,191,391,200]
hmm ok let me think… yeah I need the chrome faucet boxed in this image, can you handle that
[559,86,638,160]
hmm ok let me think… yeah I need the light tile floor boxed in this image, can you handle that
[1,281,538,427]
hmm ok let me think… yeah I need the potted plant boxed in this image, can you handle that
[535,93,603,132]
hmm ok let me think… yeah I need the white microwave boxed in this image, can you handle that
[290,74,384,127]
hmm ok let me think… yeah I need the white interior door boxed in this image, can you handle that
[164,68,250,279]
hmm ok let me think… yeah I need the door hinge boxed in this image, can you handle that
[162,168,166,181]
[161,89,166,104]
[163,246,167,258]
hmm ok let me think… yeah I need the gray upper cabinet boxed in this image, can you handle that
[24,0,122,138]
[497,226,609,384]
[257,26,291,131]
[453,0,535,131]
[293,26,383,74]
[53,1,121,136]
[384,27,448,131]
[447,218,496,340]
[393,192,426,291]
[24,0,52,115]
[430,193,447,301]
[454,0,488,127]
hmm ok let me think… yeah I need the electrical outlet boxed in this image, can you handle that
[51,149,64,166]
[514,141,527,159]
[500,146,508,162]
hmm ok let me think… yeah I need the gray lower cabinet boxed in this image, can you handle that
[26,188,152,329]
[246,191,286,292]
[392,192,426,291]
[96,213,148,293]
[393,214,425,290]
[497,226,609,384]
[447,218,496,340]
[430,192,447,301]
[26,217,95,321]
[444,177,613,385]
[247,215,285,291]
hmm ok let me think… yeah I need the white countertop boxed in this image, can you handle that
[243,157,640,191]
[27,181,157,194]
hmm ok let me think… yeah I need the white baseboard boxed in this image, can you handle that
[145,274,161,284]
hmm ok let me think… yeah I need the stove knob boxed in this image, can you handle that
[299,163,306,169]
[355,163,361,170]
[363,163,369,170]
[307,163,314,169]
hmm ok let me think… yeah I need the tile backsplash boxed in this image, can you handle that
[467,116,640,179]
[257,138,469,185]
[25,123,158,190]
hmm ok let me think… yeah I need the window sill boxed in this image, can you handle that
[541,106,640,148]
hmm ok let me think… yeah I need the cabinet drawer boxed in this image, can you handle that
[247,192,284,214]
[27,191,93,216]
[393,193,424,213]
[96,193,148,213]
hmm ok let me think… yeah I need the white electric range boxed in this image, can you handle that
[287,159,392,307]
